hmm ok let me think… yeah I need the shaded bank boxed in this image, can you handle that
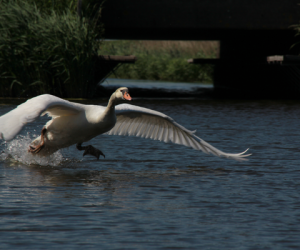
[0,79,214,104]
[99,40,218,83]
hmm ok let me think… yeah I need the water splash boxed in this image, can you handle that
[0,133,63,166]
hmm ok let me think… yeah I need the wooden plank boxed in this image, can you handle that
[188,55,300,65]
[266,55,284,64]
[267,55,300,65]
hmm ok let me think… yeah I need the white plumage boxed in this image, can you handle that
[0,87,251,161]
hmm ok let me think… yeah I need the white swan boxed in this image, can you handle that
[0,87,250,161]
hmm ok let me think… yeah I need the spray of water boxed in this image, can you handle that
[0,133,63,166]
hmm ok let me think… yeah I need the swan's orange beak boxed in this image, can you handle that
[123,92,132,101]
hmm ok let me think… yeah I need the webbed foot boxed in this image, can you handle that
[76,143,105,160]
[28,144,44,154]
[28,127,47,154]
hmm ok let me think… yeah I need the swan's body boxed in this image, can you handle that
[0,87,250,161]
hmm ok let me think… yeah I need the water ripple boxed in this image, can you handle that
[1,97,300,249]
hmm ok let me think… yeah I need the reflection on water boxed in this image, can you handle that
[1,92,300,249]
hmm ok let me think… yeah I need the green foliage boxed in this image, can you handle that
[0,0,103,97]
[99,40,215,83]
[23,0,77,14]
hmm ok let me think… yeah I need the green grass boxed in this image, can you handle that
[0,0,103,98]
[99,40,218,83]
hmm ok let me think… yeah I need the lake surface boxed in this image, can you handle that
[102,78,213,90]
[1,81,300,249]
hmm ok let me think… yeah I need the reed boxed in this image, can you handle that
[24,0,77,14]
[99,40,218,83]
[0,0,103,98]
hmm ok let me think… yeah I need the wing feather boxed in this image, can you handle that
[168,126,174,142]
[156,122,164,141]
[128,119,139,136]
[107,104,250,161]
[145,124,155,139]
[151,124,160,140]
[136,122,147,137]
[0,94,83,141]
[134,118,146,137]
[108,117,124,135]
[174,128,181,145]
[163,123,170,143]
[140,121,152,138]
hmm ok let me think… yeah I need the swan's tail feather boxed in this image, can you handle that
[193,135,251,161]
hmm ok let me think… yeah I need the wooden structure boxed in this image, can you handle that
[188,55,300,98]
[97,0,300,98]
[95,55,136,84]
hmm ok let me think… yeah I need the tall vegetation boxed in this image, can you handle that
[0,0,103,98]
[100,40,218,83]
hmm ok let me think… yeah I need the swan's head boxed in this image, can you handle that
[115,87,132,102]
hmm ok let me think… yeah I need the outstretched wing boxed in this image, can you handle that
[107,104,250,161]
[0,94,83,141]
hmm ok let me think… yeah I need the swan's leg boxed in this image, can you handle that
[76,143,105,160]
[28,127,47,154]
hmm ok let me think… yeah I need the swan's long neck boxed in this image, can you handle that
[95,92,118,129]
[106,92,117,114]
[100,92,119,123]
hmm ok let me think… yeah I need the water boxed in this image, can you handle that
[1,82,300,249]
[102,78,213,90]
